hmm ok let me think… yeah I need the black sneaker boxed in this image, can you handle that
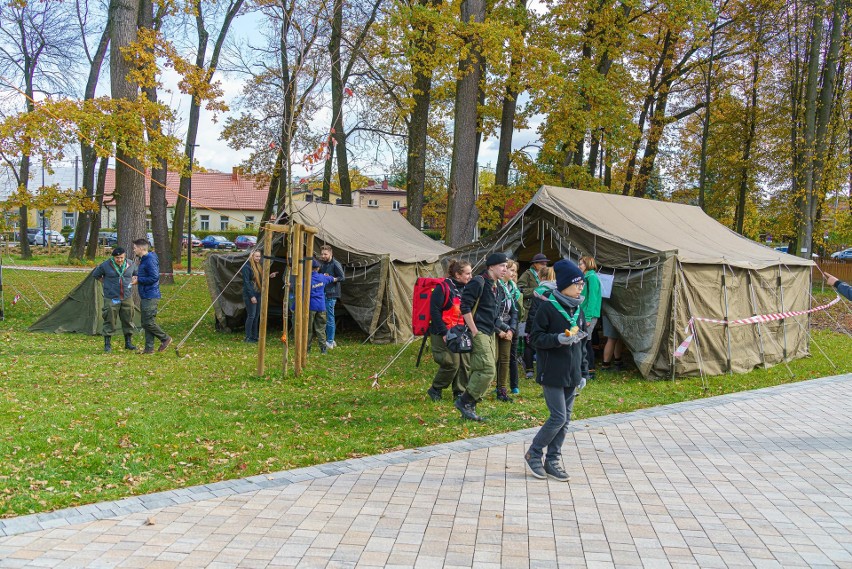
[454,396,484,422]
[427,387,442,401]
[496,388,513,403]
[524,452,546,479]
[544,461,570,482]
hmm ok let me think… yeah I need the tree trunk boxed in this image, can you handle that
[321,146,334,203]
[735,52,760,234]
[494,0,526,196]
[86,156,110,260]
[445,0,485,247]
[698,21,718,211]
[796,0,844,258]
[405,0,442,230]
[633,87,669,198]
[69,24,111,263]
[329,0,352,204]
[110,0,146,258]
[18,156,32,260]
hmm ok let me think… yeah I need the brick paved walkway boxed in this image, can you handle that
[1,374,850,568]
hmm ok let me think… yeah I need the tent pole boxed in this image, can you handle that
[670,268,678,380]
[747,270,767,369]
[777,266,788,361]
[721,265,733,375]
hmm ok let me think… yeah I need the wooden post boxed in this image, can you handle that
[292,225,304,375]
[256,227,273,376]
[302,229,315,359]
[281,230,291,377]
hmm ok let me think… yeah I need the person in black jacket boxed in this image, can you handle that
[525,259,590,482]
[454,252,510,422]
[426,259,473,402]
[319,245,345,349]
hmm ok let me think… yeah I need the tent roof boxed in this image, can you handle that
[288,202,451,263]
[531,186,813,269]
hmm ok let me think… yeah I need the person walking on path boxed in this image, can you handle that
[132,239,171,354]
[454,252,510,422]
[91,247,137,353]
[319,245,345,349]
[525,259,590,482]
[242,251,264,343]
[427,259,473,402]
[579,256,601,378]
[309,259,338,354]
[825,273,852,300]
[518,253,548,378]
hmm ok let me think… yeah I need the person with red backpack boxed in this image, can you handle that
[427,259,473,401]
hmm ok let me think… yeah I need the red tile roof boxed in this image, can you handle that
[103,169,269,211]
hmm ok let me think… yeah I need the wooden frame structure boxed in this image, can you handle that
[256,222,318,377]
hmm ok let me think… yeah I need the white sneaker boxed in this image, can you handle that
[326,341,334,349]
[331,341,337,348]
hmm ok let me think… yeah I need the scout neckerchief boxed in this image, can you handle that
[507,279,522,304]
[528,267,541,285]
[496,279,514,318]
[546,292,580,329]
[110,257,129,299]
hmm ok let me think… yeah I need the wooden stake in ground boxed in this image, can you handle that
[292,224,305,375]
[256,227,273,376]
[302,227,317,360]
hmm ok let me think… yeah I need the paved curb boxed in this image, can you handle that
[2,373,849,537]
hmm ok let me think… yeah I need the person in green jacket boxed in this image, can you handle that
[518,253,549,377]
[579,256,601,379]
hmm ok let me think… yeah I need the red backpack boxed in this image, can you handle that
[412,277,448,336]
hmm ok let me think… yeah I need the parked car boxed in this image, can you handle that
[25,228,39,244]
[33,229,66,246]
[234,235,257,250]
[180,234,202,248]
[98,231,118,246]
[774,246,789,254]
[831,248,852,260]
[201,235,235,250]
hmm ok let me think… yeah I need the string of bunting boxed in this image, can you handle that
[674,295,842,358]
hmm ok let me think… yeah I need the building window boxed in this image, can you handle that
[63,212,76,228]
[220,216,229,230]
[368,199,379,208]
[392,200,401,211]
[245,216,255,229]
[200,215,210,230]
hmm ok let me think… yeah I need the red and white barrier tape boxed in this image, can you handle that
[674,295,841,358]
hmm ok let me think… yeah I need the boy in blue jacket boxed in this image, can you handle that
[309,259,338,353]
[132,239,171,354]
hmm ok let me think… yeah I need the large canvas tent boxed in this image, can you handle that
[206,202,451,343]
[29,272,141,335]
[448,186,814,378]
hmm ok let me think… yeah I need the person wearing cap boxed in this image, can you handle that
[91,246,138,353]
[308,258,338,354]
[518,253,548,377]
[824,273,852,301]
[525,259,590,482]
[454,252,510,422]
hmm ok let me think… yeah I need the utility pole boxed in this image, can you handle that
[187,144,199,275]
[41,157,46,248]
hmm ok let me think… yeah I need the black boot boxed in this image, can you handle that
[454,392,485,422]
[124,333,138,351]
[104,336,112,353]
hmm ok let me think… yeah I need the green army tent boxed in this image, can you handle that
[29,271,141,335]
[446,185,814,378]
[206,202,452,343]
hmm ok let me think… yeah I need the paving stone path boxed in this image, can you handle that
[1,374,850,568]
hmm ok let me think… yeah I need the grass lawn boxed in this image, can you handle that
[1,260,850,518]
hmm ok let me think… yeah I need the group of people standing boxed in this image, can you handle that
[241,244,345,353]
[426,251,616,482]
[91,240,171,354]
